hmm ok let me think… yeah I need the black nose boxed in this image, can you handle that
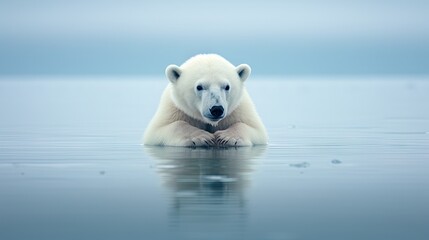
[210,106,224,118]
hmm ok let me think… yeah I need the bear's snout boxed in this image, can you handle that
[209,106,224,119]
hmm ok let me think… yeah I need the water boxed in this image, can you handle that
[0,77,428,240]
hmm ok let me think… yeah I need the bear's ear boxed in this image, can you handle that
[165,65,182,83]
[236,64,251,82]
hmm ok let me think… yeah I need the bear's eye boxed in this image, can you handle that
[225,85,230,91]
[196,85,203,91]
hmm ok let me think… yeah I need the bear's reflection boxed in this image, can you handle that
[145,146,265,225]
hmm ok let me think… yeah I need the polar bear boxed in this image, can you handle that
[143,54,268,147]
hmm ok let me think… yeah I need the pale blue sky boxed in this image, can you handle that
[1,0,428,75]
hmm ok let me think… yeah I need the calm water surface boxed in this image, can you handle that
[0,77,428,240]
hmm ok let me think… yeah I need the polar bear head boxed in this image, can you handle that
[165,54,251,126]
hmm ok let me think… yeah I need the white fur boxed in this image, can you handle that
[143,54,268,147]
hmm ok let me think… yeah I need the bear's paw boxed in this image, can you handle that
[183,131,215,147]
[214,130,251,147]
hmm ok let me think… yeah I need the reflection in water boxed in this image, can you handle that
[145,146,265,229]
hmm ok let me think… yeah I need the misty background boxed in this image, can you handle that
[1,0,428,76]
